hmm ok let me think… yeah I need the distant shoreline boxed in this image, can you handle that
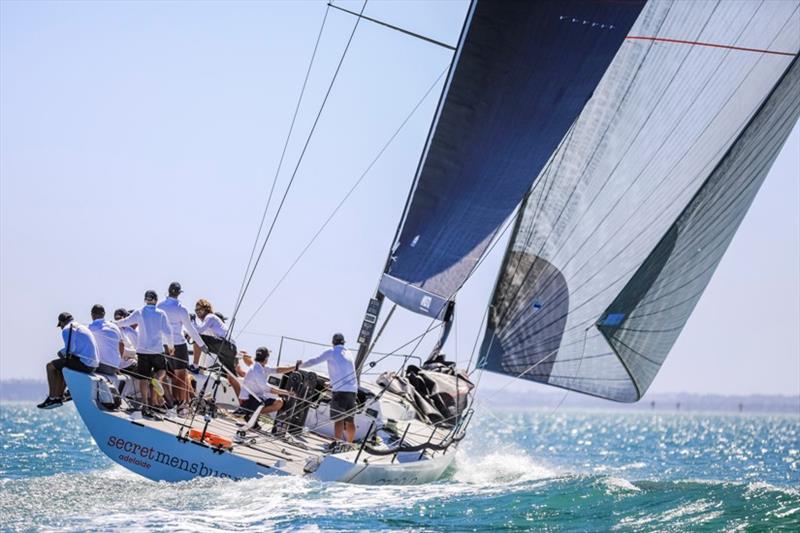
[2,378,798,414]
[474,388,800,414]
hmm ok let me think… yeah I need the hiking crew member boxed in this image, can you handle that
[87,304,124,376]
[116,290,174,418]
[191,298,240,397]
[238,347,294,415]
[38,312,99,409]
[157,282,207,409]
[297,333,358,443]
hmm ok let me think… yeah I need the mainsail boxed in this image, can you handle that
[478,0,800,401]
[376,0,646,320]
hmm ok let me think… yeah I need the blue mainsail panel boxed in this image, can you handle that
[383,0,646,318]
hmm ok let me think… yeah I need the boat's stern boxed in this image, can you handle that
[62,369,287,482]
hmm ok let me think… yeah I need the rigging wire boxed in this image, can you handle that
[184,0,366,430]
[230,0,369,329]
[234,4,332,312]
[234,65,450,336]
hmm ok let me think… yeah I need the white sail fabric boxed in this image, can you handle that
[478,0,800,401]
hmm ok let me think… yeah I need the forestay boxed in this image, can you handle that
[378,0,645,319]
[479,0,800,402]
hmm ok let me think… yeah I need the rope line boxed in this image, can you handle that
[234,4,332,312]
[234,64,449,335]
[230,0,368,327]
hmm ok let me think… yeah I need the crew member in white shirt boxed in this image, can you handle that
[87,304,124,376]
[191,298,228,364]
[296,333,358,442]
[116,290,174,419]
[191,298,241,397]
[157,282,207,408]
[114,308,139,371]
[39,312,99,409]
[239,347,294,415]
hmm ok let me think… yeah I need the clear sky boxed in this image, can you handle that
[1,0,798,397]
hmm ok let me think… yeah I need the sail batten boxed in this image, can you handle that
[379,0,646,319]
[479,0,800,402]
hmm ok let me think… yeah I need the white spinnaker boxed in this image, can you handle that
[480,0,800,401]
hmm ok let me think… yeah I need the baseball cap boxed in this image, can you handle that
[144,290,158,302]
[168,281,182,296]
[255,347,270,362]
[57,312,73,327]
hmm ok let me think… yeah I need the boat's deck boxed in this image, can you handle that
[109,393,453,476]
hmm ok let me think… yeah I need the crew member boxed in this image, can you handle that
[191,298,240,397]
[238,347,294,416]
[191,299,228,364]
[87,304,124,376]
[38,312,99,409]
[114,308,138,371]
[157,282,207,410]
[297,333,358,443]
[237,350,254,377]
[116,290,174,419]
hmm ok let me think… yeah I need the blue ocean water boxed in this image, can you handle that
[1,402,798,531]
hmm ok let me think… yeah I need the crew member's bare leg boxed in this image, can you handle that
[192,343,201,366]
[263,399,283,414]
[46,361,66,398]
[139,378,150,409]
[227,374,241,397]
[173,369,187,405]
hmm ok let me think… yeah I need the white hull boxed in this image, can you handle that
[64,369,458,484]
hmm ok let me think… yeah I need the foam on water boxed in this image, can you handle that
[451,448,556,485]
[2,403,798,531]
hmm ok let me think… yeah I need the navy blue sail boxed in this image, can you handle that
[378,0,646,319]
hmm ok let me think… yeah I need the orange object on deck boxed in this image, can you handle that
[189,428,233,449]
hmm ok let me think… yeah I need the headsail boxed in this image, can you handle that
[378,0,646,319]
[478,0,800,401]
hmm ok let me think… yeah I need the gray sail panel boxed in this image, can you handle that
[380,0,646,319]
[479,0,800,402]
[599,55,800,396]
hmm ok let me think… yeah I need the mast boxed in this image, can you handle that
[354,0,477,374]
